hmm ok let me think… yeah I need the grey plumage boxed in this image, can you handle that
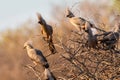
[37,13,53,41]
[65,8,98,48]
[24,41,56,80]
[100,22,120,49]
[83,21,98,48]
[24,41,49,68]
[65,8,86,31]
[101,32,119,45]
[37,13,57,54]
[65,8,75,18]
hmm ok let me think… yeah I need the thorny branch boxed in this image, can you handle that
[24,65,41,80]
[57,30,120,80]
[24,27,120,80]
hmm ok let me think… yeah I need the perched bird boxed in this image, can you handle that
[24,40,49,68]
[65,8,98,48]
[65,8,86,31]
[24,41,56,80]
[82,21,98,48]
[37,13,57,54]
[36,13,53,42]
[100,22,120,50]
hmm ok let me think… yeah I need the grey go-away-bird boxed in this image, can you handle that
[36,13,57,54]
[65,8,98,48]
[65,8,86,31]
[100,22,120,49]
[82,21,98,48]
[65,8,106,33]
[24,41,56,80]
[36,13,53,42]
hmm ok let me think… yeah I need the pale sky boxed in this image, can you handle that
[0,0,84,31]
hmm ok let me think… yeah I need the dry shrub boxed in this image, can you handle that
[0,0,120,80]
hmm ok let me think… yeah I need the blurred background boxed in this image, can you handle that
[0,0,120,80]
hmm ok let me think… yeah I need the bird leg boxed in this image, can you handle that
[46,35,52,43]
[42,36,50,43]
[48,42,57,54]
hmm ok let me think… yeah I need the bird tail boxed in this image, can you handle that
[44,68,56,80]
[48,41,57,54]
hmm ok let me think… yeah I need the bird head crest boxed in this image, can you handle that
[36,12,46,25]
[36,12,43,20]
[65,8,74,18]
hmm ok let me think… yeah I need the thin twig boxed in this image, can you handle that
[24,65,41,80]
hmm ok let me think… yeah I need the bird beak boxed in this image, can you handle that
[66,15,69,17]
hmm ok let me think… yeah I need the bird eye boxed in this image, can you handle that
[38,21,42,24]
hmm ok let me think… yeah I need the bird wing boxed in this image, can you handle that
[35,49,47,62]
[71,17,85,26]
[35,49,49,68]
[103,32,119,43]
[46,24,53,35]
[91,28,98,35]
[110,32,119,40]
